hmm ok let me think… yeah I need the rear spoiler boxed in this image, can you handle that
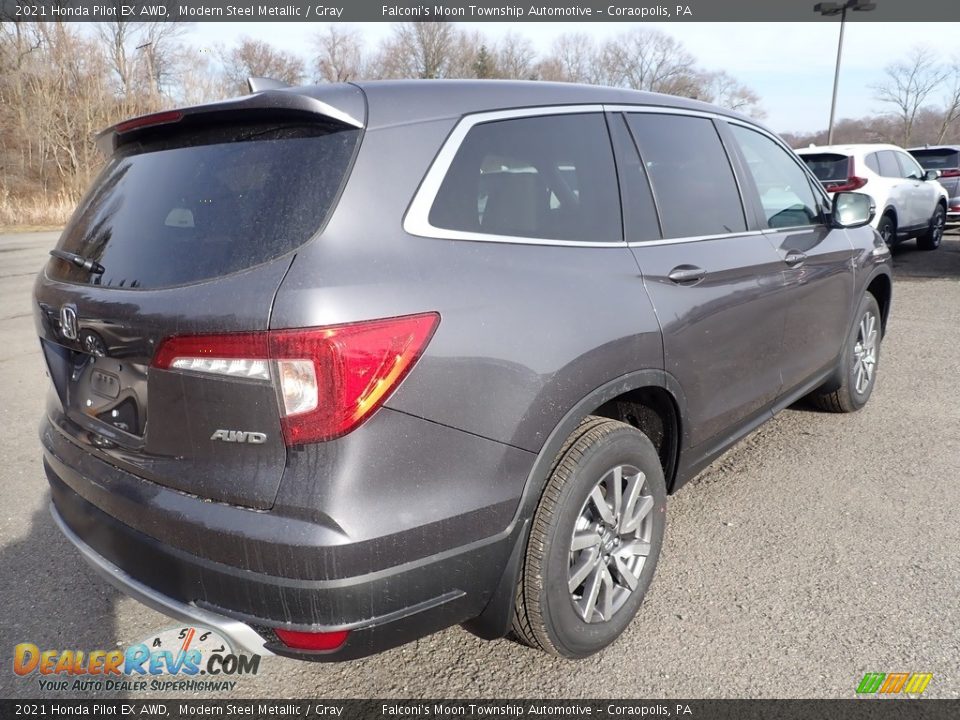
[95,83,365,155]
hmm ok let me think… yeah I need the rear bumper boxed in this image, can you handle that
[50,502,273,657]
[42,413,530,661]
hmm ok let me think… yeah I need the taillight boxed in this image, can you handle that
[273,628,349,651]
[940,168,960,178]
[153,313,440,446]
[824,157,868,192]
[114,110,183,134]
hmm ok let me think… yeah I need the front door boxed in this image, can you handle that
[724,122,857,394]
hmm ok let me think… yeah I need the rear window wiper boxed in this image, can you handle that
[50,249,105,275]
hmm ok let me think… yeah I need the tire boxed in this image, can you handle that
[810,293,882,413]
[877,214,896,248]
[512,415,667,659]
[917,204,945,251]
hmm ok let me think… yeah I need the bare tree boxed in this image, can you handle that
[373,22,459,79]
[494,33,536,80]
[873,46,948,146]
[536,33,600,83]
[220,37,304,95]
[312,25,366,83]
[936,60,960,143]
[94,21,189,104]
[698,70,765,117]
[599,29,699,94]
[95,21,136,97]
[137,22,189,98]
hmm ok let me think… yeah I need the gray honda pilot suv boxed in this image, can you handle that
[34,80,892,661]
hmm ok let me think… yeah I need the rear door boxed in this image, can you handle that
[724,121,856,393]
[876,150,917,227]
[895,150,939,225]
[34,114,361,509]
[616,111,789,452]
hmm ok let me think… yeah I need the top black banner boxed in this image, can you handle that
[1,0,958,22]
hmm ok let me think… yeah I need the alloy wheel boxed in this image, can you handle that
[852,310,878,395]
[568,464,654,623]
[932,209,945,245]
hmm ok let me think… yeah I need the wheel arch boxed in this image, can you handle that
[462,370,687,641]
[865,270,892,335]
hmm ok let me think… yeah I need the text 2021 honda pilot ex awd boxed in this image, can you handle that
[35,80,892,661]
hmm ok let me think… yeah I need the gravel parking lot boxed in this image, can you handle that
[1,230,958,699]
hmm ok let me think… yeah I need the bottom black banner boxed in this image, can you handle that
[1,699,957,720]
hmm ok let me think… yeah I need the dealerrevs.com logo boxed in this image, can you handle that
[13,626,261,693]
[856,672,934,696]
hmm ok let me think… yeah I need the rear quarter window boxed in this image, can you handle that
[50,121,360,289]
[427,113,621,243]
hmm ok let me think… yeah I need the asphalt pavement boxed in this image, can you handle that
[1,230,957,699]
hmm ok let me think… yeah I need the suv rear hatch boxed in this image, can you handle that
[798,152,865,192]
[34,90,363,509]
[910,147,960,198]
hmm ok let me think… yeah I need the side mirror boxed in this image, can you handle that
[924,169,942,181]
[831,191,875,229]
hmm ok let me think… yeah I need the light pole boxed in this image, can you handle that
[815,0,876,144]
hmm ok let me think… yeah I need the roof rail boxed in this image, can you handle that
[247,77,292,93]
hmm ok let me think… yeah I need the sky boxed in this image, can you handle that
[185,22,953,134]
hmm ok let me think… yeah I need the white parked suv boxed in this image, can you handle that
[796,143,947,250]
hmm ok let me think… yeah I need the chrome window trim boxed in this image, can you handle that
[626,230,767,248]
[603,104,724,119]
[403,103,805,249]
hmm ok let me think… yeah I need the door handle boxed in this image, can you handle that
[784,251,807,267]
[667,265,706,284]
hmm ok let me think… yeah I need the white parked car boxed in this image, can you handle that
[796,143,947,250]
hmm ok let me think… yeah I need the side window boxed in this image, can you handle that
[865,152,880,174]
[729,124,820,229]
[896,152,924,180]
[608,114,661,243]
[428,113,621,243]
[877,150,901,178]
[625,113,746,238]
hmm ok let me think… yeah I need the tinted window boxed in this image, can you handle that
[51,122,359,289]
[865,152,880,174]
[609,114,661,242]
[800,152,850,182]
[896,151,924,179]
[429,113,621,243]
[910,148,960,170]
[732,125,820,228]
[877,150,901,178]
[626,114,746,238]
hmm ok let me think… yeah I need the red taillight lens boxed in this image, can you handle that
[153,313,440,446]
[824,157,867,193]
[114,110,183,134]
[940,168,960,178]
[825,176,867,192]
[271,313,439,445]
[274,628,349,651]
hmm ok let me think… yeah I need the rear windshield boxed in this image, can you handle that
[909,149,960,170]
[798,153,850,182]
[50,121,360,289]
